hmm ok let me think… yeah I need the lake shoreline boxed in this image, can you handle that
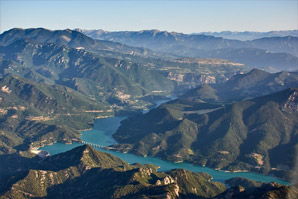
[38,98,292,186]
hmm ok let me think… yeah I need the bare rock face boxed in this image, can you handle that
[138,167,153,176]
[167,72,216,85]
[163,176,175,185]
[165,184,180,199]
[155,179,162,186]
[173,184,180,197]
[283,91,298,112]
[155,175,175,186]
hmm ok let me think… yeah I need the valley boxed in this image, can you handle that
[38,111,290,185]
[0,27,297,199]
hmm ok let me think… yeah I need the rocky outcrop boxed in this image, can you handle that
[283,90,298,112]
[156,175,176,186]
[167,72,216,85]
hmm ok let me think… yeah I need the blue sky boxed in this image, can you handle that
[1,0,297,33]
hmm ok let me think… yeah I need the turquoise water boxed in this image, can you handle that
[40,115,290,185]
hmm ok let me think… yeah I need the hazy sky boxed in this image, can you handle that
[1,0,297,33]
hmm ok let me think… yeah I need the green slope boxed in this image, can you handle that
[182,68,298,103]
[113,88,298,180]
[0,145,226,199]
[0,28,175,60]
[0,75,112,157]
[0,28,251,98]
[0,39,177,111]
[0,145,295,199]
[218,177,298,199]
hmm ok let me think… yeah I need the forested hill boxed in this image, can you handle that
[113,88,298,181]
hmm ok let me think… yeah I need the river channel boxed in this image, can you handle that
[39,99,290,185]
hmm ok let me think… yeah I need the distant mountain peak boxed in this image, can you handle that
[75,28,108,35]
[141,29,160,33]
[248,68,267,75]
[0,27,95,47]
[65,28,73,33]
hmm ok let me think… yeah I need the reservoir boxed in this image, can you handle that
[40,114,290,185]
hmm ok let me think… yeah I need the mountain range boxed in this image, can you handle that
[0,28,249,110]
[0,37,176,111]
[182,68,298,103]
[1,27,298,198]
[0,28,175,60]
[1,144,296,199]
[77,28,298,71]
[0,145,225,199]
[112,87,298,181]
[197,30,298,41]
